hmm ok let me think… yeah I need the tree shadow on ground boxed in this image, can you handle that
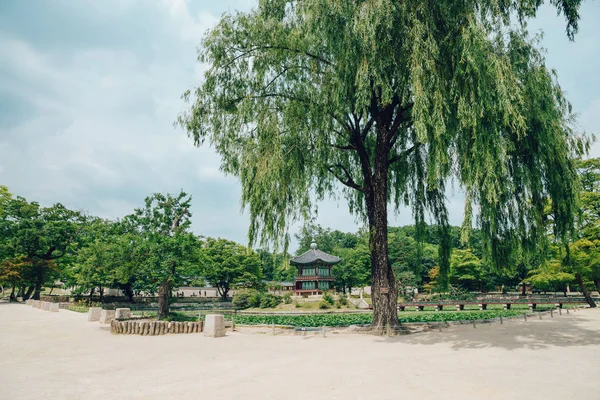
[380,313,600,350]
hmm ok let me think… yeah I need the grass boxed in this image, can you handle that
[67,305,90,313]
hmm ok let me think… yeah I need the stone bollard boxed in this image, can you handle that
[204,314,226,338]
[49,303,59,312]
[43,302,51,311]
[87,307,102,322]
[99,310,116,324]
[115,308,131,320]
[33,300,40,308]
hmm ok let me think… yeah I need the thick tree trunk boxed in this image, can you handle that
[123,283,135,303]
[594,278,600,294]
[157,278,171,319]
[32,272,44,300]
[99,287,104,302]
[575,273,596,308]
[218,285,229,301]
[88,287,95,303]
[9,283,16,301]
[366,141,398,332]
[23,285,35,301]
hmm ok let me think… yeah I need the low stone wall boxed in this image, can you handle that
[110,320,203,335]
[40,295,70,303]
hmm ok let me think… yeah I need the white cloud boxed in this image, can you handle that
[160,0,218,43]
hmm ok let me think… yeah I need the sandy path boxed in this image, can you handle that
[1,304,599,400]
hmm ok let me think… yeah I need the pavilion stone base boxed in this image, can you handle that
[49,303,59,312]
[204,314,226,338]
[99,310,116,324]
[115,308,131,320]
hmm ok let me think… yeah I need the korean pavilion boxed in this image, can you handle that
[290,243,341,296]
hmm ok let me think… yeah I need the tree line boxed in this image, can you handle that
[2,155,597,319]
[0,189,264,319]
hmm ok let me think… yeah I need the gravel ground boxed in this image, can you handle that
[1,303,599,400]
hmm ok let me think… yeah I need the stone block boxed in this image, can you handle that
[204,314,226,338]
[115,308,131,320]
[49,303,59,312]
[42,302,51,311]
[99,310,115,324]
[87,307,102,322]
[89,307,101,321]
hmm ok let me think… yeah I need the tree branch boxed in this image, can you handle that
[388,102,414,149]
[326,164,364,192]
[225,45,334,69]
[388,145,416,166]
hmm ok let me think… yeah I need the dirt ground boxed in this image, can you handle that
[1,304,599,400]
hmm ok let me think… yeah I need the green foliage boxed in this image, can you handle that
[318,300,330,310]
[528,260,574,293]
[0,190,84,300]
[180,1,585,326]
[283,293,292,304]
[232,289,260,309]
[259,293,282,308]
[229,310,526,327]
[337,296,347,306]
[200,237,263,300]
[322,292,334,305]
[449,249,483,291]
[232,289,282,309]
[123,191,200,318]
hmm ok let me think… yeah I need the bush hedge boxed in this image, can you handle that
[232,289,283,309]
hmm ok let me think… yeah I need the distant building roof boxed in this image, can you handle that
[290,242,342,265]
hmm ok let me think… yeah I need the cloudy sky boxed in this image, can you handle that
[0,0,599,250]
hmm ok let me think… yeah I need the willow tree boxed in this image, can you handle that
[179,0,586,329]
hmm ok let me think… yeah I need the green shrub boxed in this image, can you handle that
[232,289,261,309]
[322,292,335,305]
[319,300,330,309]
[338,296,348,306]
[259,293,282,308]
[283,293,293,304]
[294,302,301,308]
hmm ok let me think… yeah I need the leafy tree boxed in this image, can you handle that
[72,228,119,301]
[1,196,83,300]
[296,222,360,254]
[125,191,200,319]
[332,245,370,294]
[388,231,437,286]
[449,249,483,292]
[257,248,294,282]
[396,270,418,300]
[528,259,573,294]
[200,237,263,300]
[179,0,586,328]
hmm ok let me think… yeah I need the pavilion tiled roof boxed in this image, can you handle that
[290,243,342,265]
